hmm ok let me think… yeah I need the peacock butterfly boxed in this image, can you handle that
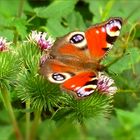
[39,17,123,99]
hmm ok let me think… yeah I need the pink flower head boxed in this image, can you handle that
[0,37,10,52]
[28,30,54,51]
[97,72,117,95]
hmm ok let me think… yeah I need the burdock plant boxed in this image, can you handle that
[0,37,22,140]
[0,31,117,140]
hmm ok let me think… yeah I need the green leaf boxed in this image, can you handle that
[0,29,14,41]
[87,0,113,22]
[12,18,27,39]
[46,18,70,37]
[108,47,140,74]
[87,0,140,23]
[113,105,140,139]
[116,109,140,127]
[38,120,56,140]
[38,119,82,140]
[34,0,78,19]
[0,125,13,140]
[0,0,19,17]
[85,118,112,140]
[66,11,86,31]
[109,1,140,22]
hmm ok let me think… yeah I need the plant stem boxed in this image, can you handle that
[13,0,25,45]
[17,0,25,18]
[30,110,41,140]
[25,99,30,140]
[27,15,37,23]
[104,52,125,71]
[1,86,23,140]
[80,122,87,140]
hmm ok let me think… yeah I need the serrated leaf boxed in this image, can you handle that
[35,0,77,19]
[108,47,140,74]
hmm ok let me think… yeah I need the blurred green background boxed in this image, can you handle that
[0,0,140,140]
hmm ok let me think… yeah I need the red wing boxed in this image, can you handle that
[39,59,78,83]
[39,17,123,99]
[61,71,98,98]
[85,17,122,60]
[50,34,90,62]
[50,17,122,62]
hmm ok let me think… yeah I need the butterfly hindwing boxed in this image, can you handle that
[61,71,98,98]
[40,59,77,83]
[40,59,98,98]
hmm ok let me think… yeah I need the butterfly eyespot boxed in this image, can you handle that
[76,85,97,97]
[71,76,98,97]
[48,72,72,83]
[68,32,87,49]
[106,18,122,37]
[70,34,84,44]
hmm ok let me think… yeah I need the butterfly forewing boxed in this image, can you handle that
[85,17,122,61]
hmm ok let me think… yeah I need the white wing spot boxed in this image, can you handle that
[96,30,99,34]
[106,19,121,37]
[107,43,113,49]
[76,85,97,97]
[71,85,76,88]
[75,86,81,91]
[101,27,105,32]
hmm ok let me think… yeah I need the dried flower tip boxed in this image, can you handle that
[28,30,54,51]
[40,54,50,66]
[97,72,117,95]
[0,37,11,52]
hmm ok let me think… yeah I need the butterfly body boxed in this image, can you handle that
[40,17,122,99]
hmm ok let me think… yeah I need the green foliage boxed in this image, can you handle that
[18,42,41,73]
[16,71,61,111]
[37,104,140,140]
[114,106,140,139]
[52,93,113,123]
[16,42,62,111]
[0,125,13,140]
[103,47,140,74]
[0,0,140,140]
[0,50,21,89]
[38,120,83,140]
[34,0,77,19]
